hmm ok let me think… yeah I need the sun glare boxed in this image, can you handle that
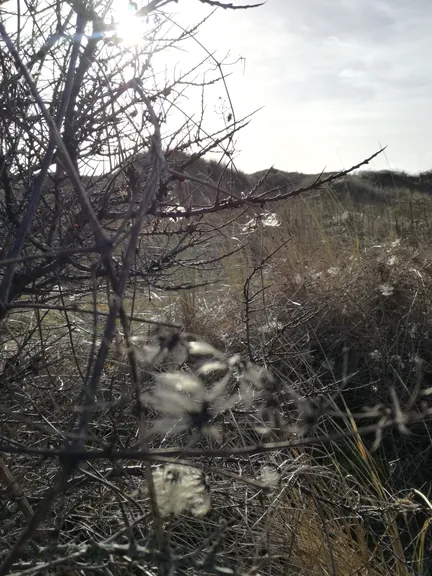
[112,2,148,46]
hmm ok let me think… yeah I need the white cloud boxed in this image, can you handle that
[189,0,432,174]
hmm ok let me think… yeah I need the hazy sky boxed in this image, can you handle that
[3,0,430,175]
[185,0,432,175]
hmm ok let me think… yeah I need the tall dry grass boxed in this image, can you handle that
[3,172,432,575]
[159,175,432,574]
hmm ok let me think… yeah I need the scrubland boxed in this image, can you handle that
[3,164,432,575]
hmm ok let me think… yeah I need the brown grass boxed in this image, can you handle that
[3,173,432,575]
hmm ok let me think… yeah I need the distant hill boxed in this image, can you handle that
[5,155,430,213]
[358,169,432,194]
[245,166,432,205]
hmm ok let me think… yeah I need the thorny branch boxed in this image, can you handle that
[0,2,414,576]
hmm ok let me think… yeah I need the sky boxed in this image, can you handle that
[177,0,432,175]
[2,0,430,176]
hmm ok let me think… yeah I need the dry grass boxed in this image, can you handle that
[3,172,432,575]
[160,175,432,573]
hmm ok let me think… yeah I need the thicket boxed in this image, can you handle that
[1,1,432,575]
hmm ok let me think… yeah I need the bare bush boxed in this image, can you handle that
[1,1,426,575]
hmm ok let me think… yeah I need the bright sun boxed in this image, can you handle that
[111,1,149,46]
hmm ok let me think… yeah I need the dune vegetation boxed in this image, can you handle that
[1,1,432,575]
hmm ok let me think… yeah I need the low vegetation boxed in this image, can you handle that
[1,1,432,575]
[3,160,432,575]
